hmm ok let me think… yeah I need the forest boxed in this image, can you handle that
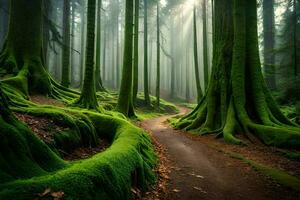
[0,0,299,199]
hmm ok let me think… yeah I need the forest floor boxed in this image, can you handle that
[139,107,300,200]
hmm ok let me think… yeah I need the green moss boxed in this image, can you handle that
[0,84,157,199]
[281,151,300,162]
[0,109,157,199]
[227,152,300,192]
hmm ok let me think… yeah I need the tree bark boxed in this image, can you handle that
[95,0,105,91]
[133,0,140,103]
[74,0,99,109]
[61,0,71,88]
[143,0,150,105]
[116,0,135,117]
[156,2,160,108]
[176,0,300,149]
[202,0,209,91]
[263,0,276,90]
[193,4,203,102]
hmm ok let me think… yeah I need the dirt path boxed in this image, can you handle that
[140,107,299,200]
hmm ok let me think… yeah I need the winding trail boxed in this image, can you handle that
[140,107,297,200]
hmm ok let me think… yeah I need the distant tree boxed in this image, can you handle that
[193,4,203,102]
[156,1,161,108]
[95,0,106,91]
[61,0,71,88]
[133,0,140,103]
[143,0,151,105]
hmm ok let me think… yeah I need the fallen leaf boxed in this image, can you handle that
[51,191,64,199]
[193,187,207,194]
[38,188,51,197]
[172,189,181,193]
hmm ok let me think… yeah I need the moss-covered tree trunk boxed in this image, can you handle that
[61,0,71,88]
[133,0,140,103]
[193,5,203,102]
[176,0,300,149]
[263,0,276,90]
[79,1,86,87]
[116,0,135,117]
[102,28,107,82]
[95,0,106,91]
[0,0,51,95]
[74,0,98,109]
[293,0,299,77]
[143,0,150,106]
[202,0,209,91]
[156,2,160,108]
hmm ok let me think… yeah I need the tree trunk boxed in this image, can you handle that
[0,0,50,94]
[156,2,160,108]
[186,46,190,102]
[143,0,150,105]
[74,0,98,109]
[176,0,300,149]
[263,0,276,90]
[293,0,299,77]
[95,0,105,91]
[133,0,140,103]
[170,18,176,98]
[116,0,135,117]
[202,0,209,90]
[116,0,120,89]
[61,0,71,88]
[79,0,86,87]
[193,4,203,102]
[71,0,76,85]
[102,28,107,82]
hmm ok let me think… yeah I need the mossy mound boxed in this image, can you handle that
[97,91,178,116]
[0,85,157,199]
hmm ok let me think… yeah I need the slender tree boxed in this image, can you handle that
[193,4,203,102]
[176,0,300,148]
[61,0,71,87]
[263,0,276,90]
[170,17,176,98]
[79,0,86,87]
[133,0,140,103]
[70,0,76,85]
[143,0,151,105]
[102,27,107,82]
[74,0,98,109]
[95,0,106,91]
[156,1,160,108]
[116,0,135,117]
[293,0,299,76]
[202,0,209,90]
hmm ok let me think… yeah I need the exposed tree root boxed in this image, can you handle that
[0,83,157,199]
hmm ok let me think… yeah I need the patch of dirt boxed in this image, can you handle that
[182,133,300,179]
[30,95,65,107]
[16,112,110,161]
[15,113,64,144]
[63,138,110,161]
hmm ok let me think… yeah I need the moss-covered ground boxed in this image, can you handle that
[0,84,177,199]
